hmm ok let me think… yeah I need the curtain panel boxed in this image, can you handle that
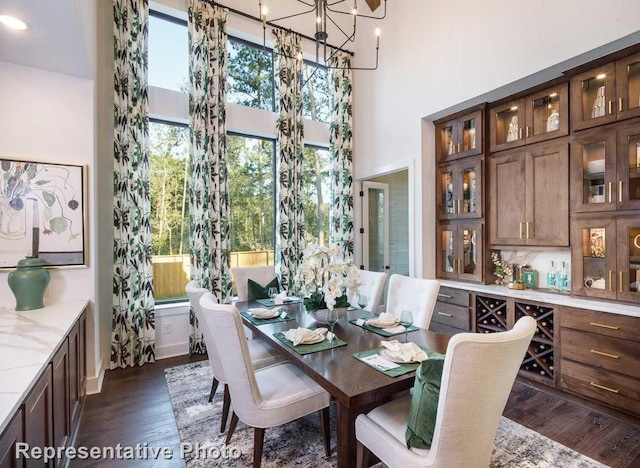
[274,30,305,292]
[328,51,355,258]
[112,0,156,369]
[187,0,230,354]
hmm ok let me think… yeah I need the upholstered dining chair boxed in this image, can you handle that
[198,294,331,467]
[355,316,537,468]
[348,269,388,313]
[185,281,282,432]
[232,265,277,301]
[385,274,440,329]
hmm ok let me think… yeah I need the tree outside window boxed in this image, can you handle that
[303,146,331,246]
[227,38,275,111]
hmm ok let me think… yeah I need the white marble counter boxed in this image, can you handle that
[439,280,640,318]
[0,300,88,435]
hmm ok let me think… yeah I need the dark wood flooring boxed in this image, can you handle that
[72,354,640,467]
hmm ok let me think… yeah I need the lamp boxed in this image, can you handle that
[258,0,386,70]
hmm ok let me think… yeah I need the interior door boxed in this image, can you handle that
[362,181,389,273]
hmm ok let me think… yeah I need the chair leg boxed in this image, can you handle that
[356,440,370,468]
[319,407,331,457]
[220,384,231,433]
[225,412,239,446]
[253,427,265,468]
[208,377,219,403]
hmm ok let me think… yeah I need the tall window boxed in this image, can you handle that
[227,134,276,266]
[302,62,331,123]
[303,146,331,245]
[148,12,188,92]
[227,37,275,111]
[149,121,190,301]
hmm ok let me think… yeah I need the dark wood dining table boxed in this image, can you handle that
[237,301,451,468]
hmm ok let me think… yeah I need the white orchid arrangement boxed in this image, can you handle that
[296,243,362,310]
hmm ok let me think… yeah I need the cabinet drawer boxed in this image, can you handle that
[432,301,470,331]
[561,359,640,416]
[562,329,640,379]
[436,287,469,307]
[561,307,640,342]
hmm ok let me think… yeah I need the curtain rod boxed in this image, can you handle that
[208,0,355,57]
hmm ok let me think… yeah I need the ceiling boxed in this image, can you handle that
[0,0,92,78]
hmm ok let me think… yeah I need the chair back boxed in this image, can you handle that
[425,316,537,467]
[348,269,388,313]
[198,294,264,420]
[232,265,277,301]
[185,281,227,383]
[385,274,440,329]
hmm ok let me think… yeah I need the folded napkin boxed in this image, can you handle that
[380,340,428,363]
[248,307,281,319]
[366,312,399,328]
[273,291,299,305]
[284,327,328,346]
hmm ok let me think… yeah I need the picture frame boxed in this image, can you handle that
[0,156,88,269]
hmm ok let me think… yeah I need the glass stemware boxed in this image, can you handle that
[358,295,368,310]
[399,310,414,343]
[326,309,339,346]
[267,286,278,301]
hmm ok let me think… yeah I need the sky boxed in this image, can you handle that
[148,16,188,92]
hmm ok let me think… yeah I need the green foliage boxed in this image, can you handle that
[302,63,331,123]
[303,291,349,311]
[302,146,331,245]
[227,39,274,111]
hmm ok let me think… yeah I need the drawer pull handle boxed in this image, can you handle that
[589,382,619,394]
[437,312,453,317]
[589,322,619,330]
[438,293,452,298]
[590,349,619,359]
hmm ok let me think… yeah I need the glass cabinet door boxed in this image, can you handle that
[458,157,482,219]
[524,84,569,145]
[489,99,525,151]
[615,52,640,121]
[571,219,617,300]
[456,110,483,159]
[436,118,457,163]
[617,123,640,210]
[617,218,640,303]
[437,165,456,218]
[571,62,616,131]
[437,225,456,279]
[458,223,483,282]
[570,129,617,213]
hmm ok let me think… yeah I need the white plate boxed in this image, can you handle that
[379,348,420,364]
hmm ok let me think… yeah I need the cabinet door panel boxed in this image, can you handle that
[457,223,483,282]
[436,225,457,279]
[524,84,569,145]
[616,122,640,210]
[52,340,70,463]
[456,109,483,158]
[0,410,23,468]
[436,118,458,163]
[571,62,617,131]
[527,144,569,246]
[615,52,640,121]
[490,98,526,152]
[616,218,640,303]
[489,152,527,245]
[24,367,53,468]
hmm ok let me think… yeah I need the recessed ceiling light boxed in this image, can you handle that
[0,15,28,30]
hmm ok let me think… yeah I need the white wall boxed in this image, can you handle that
[0,60,99,386]
[351,0,640,278]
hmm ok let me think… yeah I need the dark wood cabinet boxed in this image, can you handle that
[52,340,69,467]
[489,142,569,246]
[436,156,482,220]
[0,410,23,468]
[435,108,483,163]
[430,286,471,336]
[436,222,483,282]
[24,367,53,468]
[490,83,569,152]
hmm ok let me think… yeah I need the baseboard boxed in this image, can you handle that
[86,358,105,395]
[156,341,189,360]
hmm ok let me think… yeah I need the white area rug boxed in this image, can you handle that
[165,360,606,467]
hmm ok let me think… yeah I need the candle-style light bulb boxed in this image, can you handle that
[260,4,268,26]
[375,28,381,48]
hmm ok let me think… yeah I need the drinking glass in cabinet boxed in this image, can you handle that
[580,74,608,121]
[495,107,519,145]
[531,92,560,135]
[581,227,607,290]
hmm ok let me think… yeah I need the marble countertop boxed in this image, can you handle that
[0,300,88,435]
[439,280,640,318]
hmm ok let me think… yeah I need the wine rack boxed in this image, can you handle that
[515,302,554,384]
[475,295,508,333]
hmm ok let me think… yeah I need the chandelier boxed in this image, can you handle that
[258,0,387,70]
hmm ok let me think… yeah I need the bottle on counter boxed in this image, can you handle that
[556,261,569,292]
[547,261,557,292]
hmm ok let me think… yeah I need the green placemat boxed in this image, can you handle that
[349,319,420,337]
[256,297,303,307]
[241,310,295,325]
[353,347,440,378]
[273,332,347,355]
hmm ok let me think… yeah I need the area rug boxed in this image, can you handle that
[165,360,606,467]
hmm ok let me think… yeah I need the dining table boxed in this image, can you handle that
[237,300,451,468]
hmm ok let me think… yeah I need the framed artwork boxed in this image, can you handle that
[0,157,88,269]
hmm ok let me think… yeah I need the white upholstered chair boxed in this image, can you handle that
[199,294,331,467]
[232,265,277,301]
[185,281,282,431]
[355,316,537,468]
[348,269,388,313]
[385,274,440,329]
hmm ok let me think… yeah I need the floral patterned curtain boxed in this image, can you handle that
[328,51,355,258]
[274,30,305,291]
[187,0,230,354]
[112,0,155,369]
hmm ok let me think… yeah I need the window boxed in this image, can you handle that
[227,134,276,267]
[302,62,331,123]
[148,12,188,93]
[149,120,190,302]
[302,145,331,245]
[227,37,275,111]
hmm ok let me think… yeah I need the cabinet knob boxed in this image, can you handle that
[589,321,619,330]
[457,143,461,153]
[608,182,612,203]
[608,100,614,115]
[526,221,530,239]
[437,311,453,317]
[590,381,619,394]
[619,180,623,203]
[525,126,530,138]
[519,128,523,140]
[618,97,623,112]
[619,271,624,293]
[608,270,613,292]
[519,222,524,239]
[590,349,619,359]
